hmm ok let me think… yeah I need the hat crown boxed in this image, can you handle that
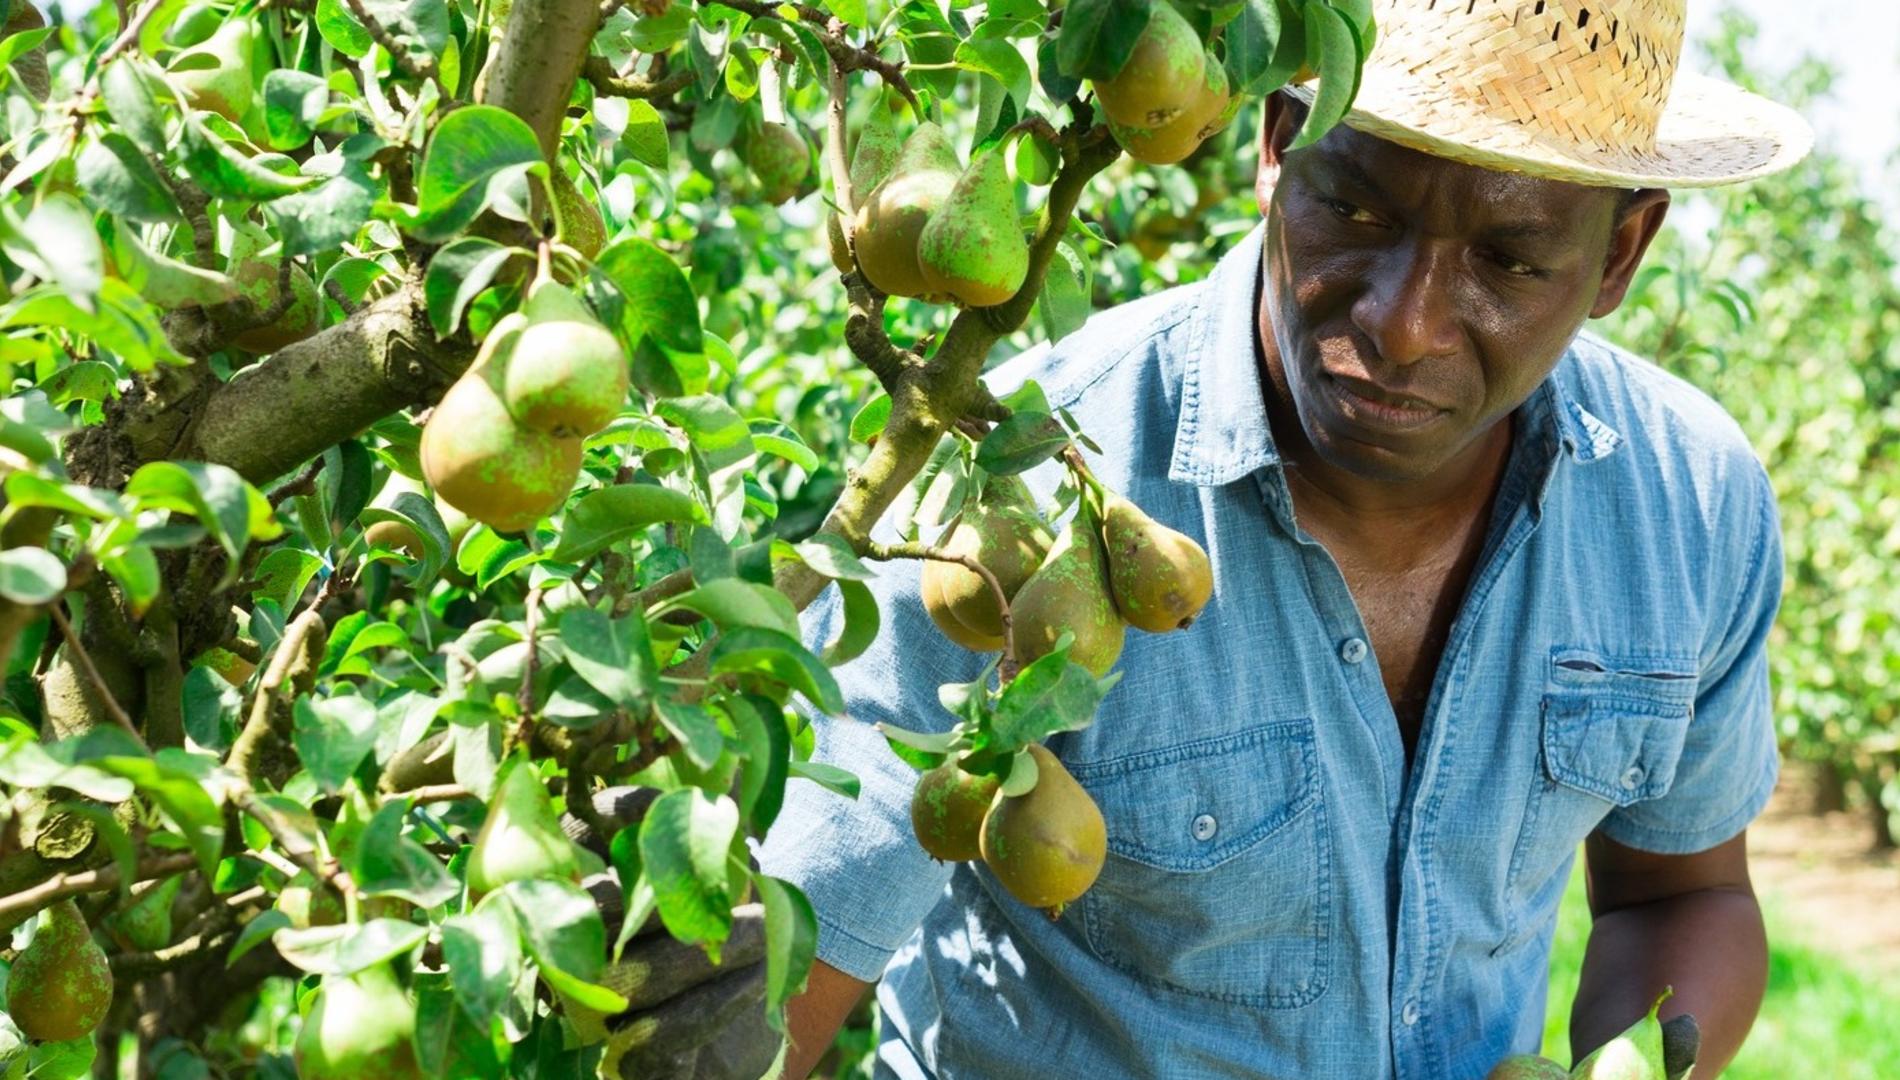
[1375,0,1686,156]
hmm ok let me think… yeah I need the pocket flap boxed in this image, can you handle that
[1067,721,1317,872]
[1542,650,1697,806]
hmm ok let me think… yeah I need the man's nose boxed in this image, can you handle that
[1349,243,1462,368]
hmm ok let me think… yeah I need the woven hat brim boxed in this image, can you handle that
[1284,69,1813,189]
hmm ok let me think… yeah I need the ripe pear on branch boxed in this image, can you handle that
[1110,48,1239,166]
[979,743,1106,917]
[466,754,584,897]
[920,477,1052,649]
[171,15,256,122]
[917,148,1029,308]
[501,275,629,438]
[231,256,320,354]
[910,760,1001,862]
[421,314,583,532]
[1100,492,1212,632]
[1010,504,1127,676]
[6,898,112,1042]
[1089,2,1205,129]
[828,101,903,273]
[293,963,423,1080]
[746,120,811,204]
[853,121,961,299]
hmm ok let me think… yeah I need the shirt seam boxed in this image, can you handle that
[1600,747,1777,848]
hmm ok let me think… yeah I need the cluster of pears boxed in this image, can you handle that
[832,108,1029,308]
[422,273,628,532]
[910,743,1106,917]
[921,472,1214,676]
[5,899,114,1042]
[1092,3,1243,166]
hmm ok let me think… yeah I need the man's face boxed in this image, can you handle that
[1259,111,1652,484]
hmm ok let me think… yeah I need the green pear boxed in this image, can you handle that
[6,899,112,1042]
[293,963,423,1080]
[1010,507,1126,676]
[828,101,904,272]
[916,149,1029,308]
[1090,2,1204,129]
[466,754,583,897]
[109,873,183,951]
[852,122,961,299]
[746,121,810,204]
[500,277,628,438]
[231,257,321,354]
[1483,1056,1568,1079]
[1572,998,1668,1079]
[920,478,1052,640]
[1100,492,1212,632]
[909,761,1001,862]
[171,16,256,123]
[979,743,1105,915]
[1110,49,1236,166]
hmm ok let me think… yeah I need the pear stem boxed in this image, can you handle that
[864,541,1017,680]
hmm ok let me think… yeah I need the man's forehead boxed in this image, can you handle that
[1298,123,1611,227]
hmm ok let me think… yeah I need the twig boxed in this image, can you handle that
[48,603,148,748]
[228,608,326,783]
[403,783,473,804]
[613,566,696,618]
[231,785,356,900]
[583,56,694,100]
[266,458,324,507]
[514,585,545,743]
[343,0,449,95]
[0,853,197,925]
[825,60,856,223]
[865,541,1015,671]
[695,0,921,114]
[110,926,242,978]
[322,277,364,316]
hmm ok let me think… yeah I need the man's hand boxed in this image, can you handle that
[563,788,785,1080]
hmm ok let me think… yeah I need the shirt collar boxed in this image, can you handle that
[1166,224,1622,488]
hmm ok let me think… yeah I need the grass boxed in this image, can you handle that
[1541,865,1900,1077]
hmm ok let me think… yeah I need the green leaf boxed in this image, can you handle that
[413,105,544,242]
[226,909,292,965]
[621,101,669,169]
[8,195,102,302]
[990,646,1115,750]
[264,159,377,256]
[558,607,656,709]
[999,745,1039,796]
[76,133,178,223]
[594,236,704,355]
[424,237,515,338]
[125,461,275,584]
[850,393,891,444]
[92,753,224,875]
[747,419,818,473]
[656,394,752,461]
[441,898,522,1021]
[659,578,800,637]
[638,788,739,959]
[179,118,317,201]
[1056,0,1152,80]
[273,919,429,974]
[548,483,704,563]
[100,58,168,154]
[792,534,876,581]
[0,547,63,604]
[957,38,1032,112]
[787,759,859,799]
[292,695,381,793]
[0,281,182,371]
[356,0,450,70]
[976,409,1069,475]
[1290,3,1360,151]
[654,700,724,770]
[261,69,329,150]
[104,546,162,618]
[756,874,817,1012]
[180,665,240,751]
[251,548,323,611]
[728,696,789,833]
[37,360,119,407]
[821,0,867,29]
[351,798,460,907]
[1038,239,1091,344]
[820,578,879,666]
[711,627,844,715]
[314,0,374,56]
[502,878,629,1012]
[25,1036,93,1080]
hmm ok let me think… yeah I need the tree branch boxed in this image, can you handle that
[0,853,196,926]
[48,603,147,748]
[343,0,450,96]
[865,541,1014,669]
[478,0,606,157]
[583,56,694,100]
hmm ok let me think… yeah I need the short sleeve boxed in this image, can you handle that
[1599,467,1783,854]
[754,548,991,982]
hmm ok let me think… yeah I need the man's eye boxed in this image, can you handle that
[1490,252,1545,278]
[1320,197,1378,225]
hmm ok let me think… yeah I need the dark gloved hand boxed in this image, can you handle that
[1661,1013,1700,1080]
[564,789,786,1080]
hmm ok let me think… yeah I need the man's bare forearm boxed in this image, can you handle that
[1570,886,1766,1074]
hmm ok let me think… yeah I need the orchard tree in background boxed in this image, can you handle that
[0,0,1377,1074]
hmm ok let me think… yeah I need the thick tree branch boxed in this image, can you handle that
[48,603,146,748]
[479,0,605,157]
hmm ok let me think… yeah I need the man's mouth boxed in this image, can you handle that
[1321,373,1446,431]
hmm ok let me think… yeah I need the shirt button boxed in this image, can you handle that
[1339,637,1368,664]
[1192,814,1218,841]
[1621,766,1646,791]
[1400,1000,1421,1026]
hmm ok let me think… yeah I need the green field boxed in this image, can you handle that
[1541,868,1900,1077]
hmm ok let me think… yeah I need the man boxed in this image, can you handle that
[656,1,1814,1076]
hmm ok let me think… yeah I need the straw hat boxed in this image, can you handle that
[1281,0,1812,188]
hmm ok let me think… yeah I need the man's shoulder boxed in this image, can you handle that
[1559,329,1765,490]
[985,280,1204,409]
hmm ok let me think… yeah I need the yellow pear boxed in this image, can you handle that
[1089,3,1204,129]
[466,755,583,897]
[231,257,320,354]
[920,479,1052,640]
[746,121,810,204]
[922,563,1007,652]
[1010,510,1126,675]
[828,102,903,273]
[1100,493,1212,632]
[293,963,423,1080]
[852,122,961,298]
[909,762,1000,862]
[979,743,1105,915]
[1484,1057,1568,1079]
[1110,49,1236,166]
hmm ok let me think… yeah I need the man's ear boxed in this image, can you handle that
[1590,188,1672,318]
[1255,91,1305,208]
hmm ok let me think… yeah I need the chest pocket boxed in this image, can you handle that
[1067,721,1330,1008]
[1499,649,1698,950]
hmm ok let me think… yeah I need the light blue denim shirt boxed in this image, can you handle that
[759,225,1781,1079]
